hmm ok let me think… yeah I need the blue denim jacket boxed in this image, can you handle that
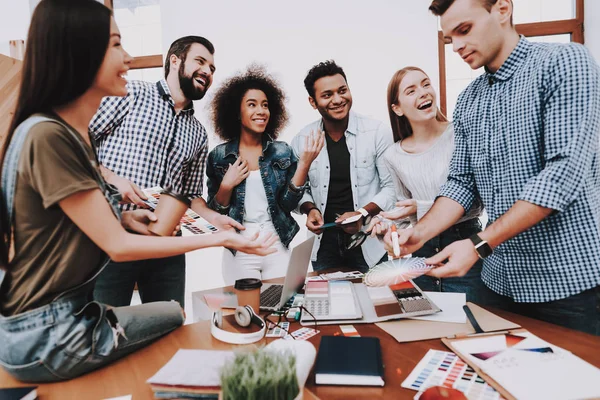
[207,137,305,253]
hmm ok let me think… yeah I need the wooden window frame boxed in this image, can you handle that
[437,0,584,115]
[104,0,164,70]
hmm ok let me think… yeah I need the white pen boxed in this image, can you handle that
[391,225,400,257]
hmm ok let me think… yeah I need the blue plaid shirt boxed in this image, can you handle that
[439,37,600,302]
[89,79,208,209]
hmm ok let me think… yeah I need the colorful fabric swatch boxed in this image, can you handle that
[266,322,289,338]
[284,327,319,341]
[402,350,500,400]
[143,186,219,235]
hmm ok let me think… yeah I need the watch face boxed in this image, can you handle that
[476,242,493,258]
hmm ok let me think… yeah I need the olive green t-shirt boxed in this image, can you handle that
[0,115,107,316]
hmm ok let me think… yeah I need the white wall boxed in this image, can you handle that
[159,0,440,144]
[585,0,600,63]
[0,0,31,57]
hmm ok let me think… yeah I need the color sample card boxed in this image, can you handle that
[402,350,500,400]
[340,324,360,337]
[143,186,219,235]
[284,327,319,341]
[320,271,364,281]
[266,322,290,338]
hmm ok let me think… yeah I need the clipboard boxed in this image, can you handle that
[441,328,529,400]
[376,302,521,342]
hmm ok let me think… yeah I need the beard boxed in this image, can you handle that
[178,62,207,101]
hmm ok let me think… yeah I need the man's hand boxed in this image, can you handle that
[122,210,181,236]
[425,239,479,278]
[335,211,363,234]
[306,208,324,234]
[211,214,245,232]
[217,231,278,256]
[121,210,156,235]
[383,226,426,258]
[101,167,148,207]
[221,157,250,191]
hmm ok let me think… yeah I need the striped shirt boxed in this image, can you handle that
[89,79,208,209]
[438,37,600,302]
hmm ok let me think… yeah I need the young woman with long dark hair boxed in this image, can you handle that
[0,0,275,382]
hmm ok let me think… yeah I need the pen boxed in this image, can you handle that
[448,330,512,339]
[391,225,400,257]
[463,304,484,333]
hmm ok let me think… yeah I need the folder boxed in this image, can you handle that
[375,302,520,343]
[442,329,600,400]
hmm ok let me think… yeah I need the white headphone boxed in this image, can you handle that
[211,305,266,344]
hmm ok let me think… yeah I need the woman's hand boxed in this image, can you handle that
[299,129,325,166]
[368,215,391,238]
[221,157,250,190]
[217,230,278,256]
[380,199,417,220]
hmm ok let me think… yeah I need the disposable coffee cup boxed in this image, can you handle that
[234,278,262,312]
[147,190,191,237]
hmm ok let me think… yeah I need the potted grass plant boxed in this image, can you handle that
[220,340,316,400]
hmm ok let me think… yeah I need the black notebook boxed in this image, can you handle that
[0,387,37,400]
[314,336,384,386]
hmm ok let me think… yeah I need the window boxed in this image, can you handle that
[438,0,584,117]
[104,0,163,74]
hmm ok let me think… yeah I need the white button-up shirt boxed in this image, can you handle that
[291,111,395,266]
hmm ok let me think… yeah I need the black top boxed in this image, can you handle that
[324,133,354,223]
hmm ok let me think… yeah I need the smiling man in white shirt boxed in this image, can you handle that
[291,60,395,272]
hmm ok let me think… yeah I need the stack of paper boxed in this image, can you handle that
[147,349,234,399]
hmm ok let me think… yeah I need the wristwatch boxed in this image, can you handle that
[469,233,493,259]
[357,207,372,225]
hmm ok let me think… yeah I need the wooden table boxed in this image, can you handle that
[2,278,599,399]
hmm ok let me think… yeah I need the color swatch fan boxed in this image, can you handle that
[363,257,432,287]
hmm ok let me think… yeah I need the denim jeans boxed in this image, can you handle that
[479,284,600,335]
[93,254,186,307]
[412,219,492,306]
[312,229,387,273]
[0,286,184,383]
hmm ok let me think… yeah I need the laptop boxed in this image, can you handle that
[222,236,315,311]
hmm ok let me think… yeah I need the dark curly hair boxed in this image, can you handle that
[303,60,348,99]
[210,65,288,142]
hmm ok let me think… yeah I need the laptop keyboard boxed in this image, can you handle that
[260,285,283,308]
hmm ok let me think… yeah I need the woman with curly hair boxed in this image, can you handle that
[207,66,324,284]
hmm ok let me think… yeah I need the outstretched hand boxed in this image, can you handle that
[218,230,278,256]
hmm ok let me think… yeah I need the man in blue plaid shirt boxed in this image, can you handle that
[386,0,600,334]
[89,36,243,308]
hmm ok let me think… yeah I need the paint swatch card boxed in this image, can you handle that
[284,327,319,341]
[266,322,290,338]
[320,271,364,281]
[142,186,219,235]
[402,349,500,400]
[450,332,600,400]
[340,324,360,337]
